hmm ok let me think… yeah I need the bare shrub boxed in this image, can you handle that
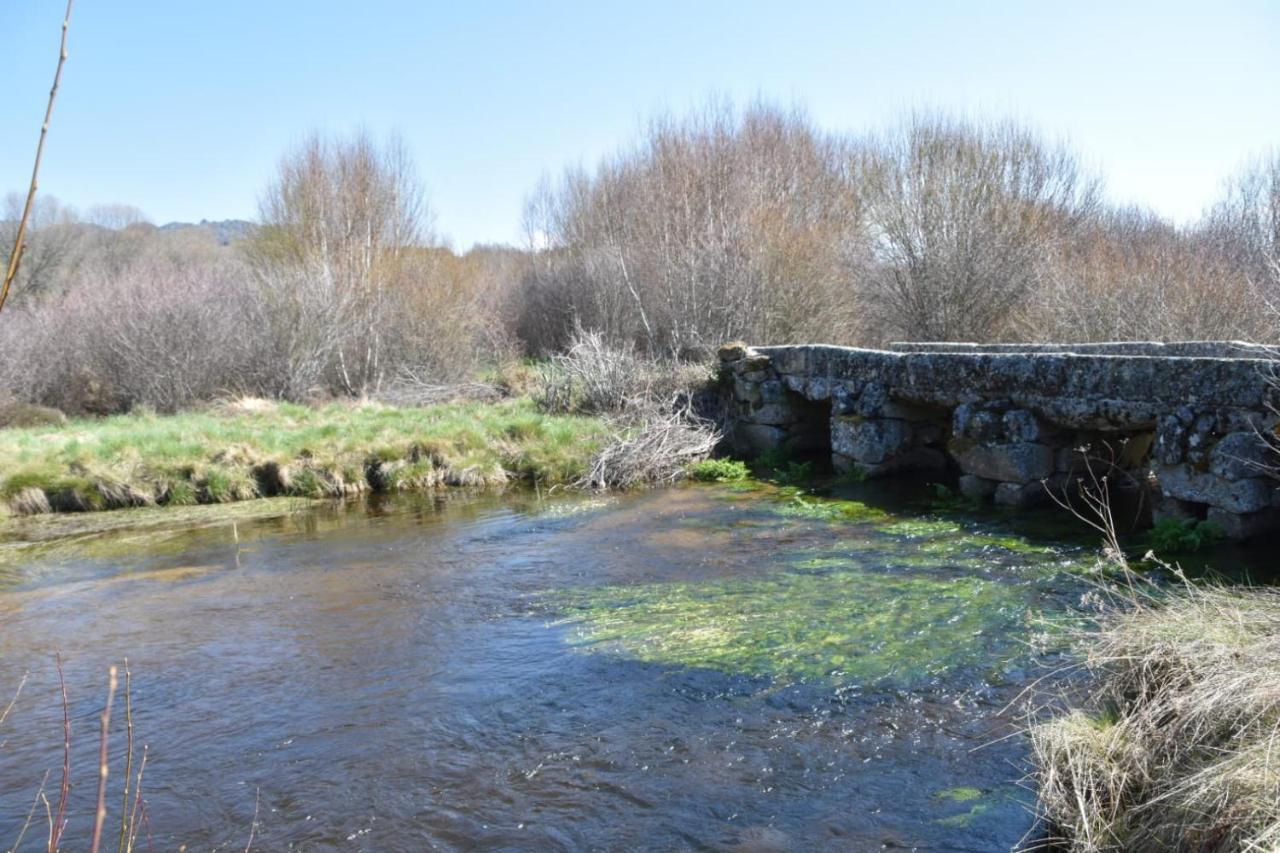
[1205,151,1280,313]
[249,131,512,397]
[575,408,720,490]
[539,328,720,488]
[859,112,1101,343]
[519,100,869,357]
[1033,208,1267,342]
[0,193,84,303]
[249,131,428,397]
[0,235,259,414]
[537,327,712,416]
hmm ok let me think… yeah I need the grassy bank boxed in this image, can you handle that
[0,398,611,517]
[1029,581,1280,851]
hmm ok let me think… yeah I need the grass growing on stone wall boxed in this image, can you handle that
[0,399,609,516]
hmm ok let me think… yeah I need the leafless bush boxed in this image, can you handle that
[1033,207,1268,342]
[248,131,512,398]
[537,328,721,488]
[859,112,1101,343]
[0,235,259,413]
[519,100,869,358]
[536,327,712,416]
[1205,151,1280,314]
[575,408,720,489]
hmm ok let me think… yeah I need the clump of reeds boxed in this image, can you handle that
[1028,463,1280,851]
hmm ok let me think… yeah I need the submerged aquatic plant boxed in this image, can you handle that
[774,494,891,524]
[548,564,1035,687]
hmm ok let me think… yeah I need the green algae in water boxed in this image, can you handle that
[773,494,891,524]
[880,518,964,538]
[548,565,1033,687]
[934,803,992,828]
[934,786,985,803]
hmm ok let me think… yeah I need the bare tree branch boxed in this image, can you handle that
[1,0,75,317]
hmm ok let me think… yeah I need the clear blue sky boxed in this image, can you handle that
[3,0,1278,248]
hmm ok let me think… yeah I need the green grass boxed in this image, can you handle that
[1146,517,1225,555]
[686,458,750,482]
[0,399,609,516]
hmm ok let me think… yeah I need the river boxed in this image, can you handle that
[0,481,1137,850]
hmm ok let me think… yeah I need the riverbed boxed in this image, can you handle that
[0,482,1110,849]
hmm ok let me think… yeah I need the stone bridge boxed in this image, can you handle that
[719,341,1280,539]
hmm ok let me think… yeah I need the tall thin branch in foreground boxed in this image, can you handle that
[49,653,72,852]
[89,666,118,853]
[0,0,75,317]
[118,661,134,853]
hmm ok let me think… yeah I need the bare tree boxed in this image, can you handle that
[1205,151,1280,308]
[249,131,429,396]
[0,193,84,303]
[1033,206,1265,341]
[519,100,869,357]
[858,112,1101,342]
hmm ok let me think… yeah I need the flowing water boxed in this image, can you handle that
[0,482,1128,850]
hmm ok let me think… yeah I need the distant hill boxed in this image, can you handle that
[157,219,256,246]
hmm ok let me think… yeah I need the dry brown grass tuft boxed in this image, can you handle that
[1028,580,1280,851]
[213,397,279,418]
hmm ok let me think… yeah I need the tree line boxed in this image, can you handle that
[1,101,1277,415]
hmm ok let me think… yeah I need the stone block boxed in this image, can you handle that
[801,377,833,402]
[748,401,799,426]
[1155,463,1272,514]
[1003,409,1054,442]
[833,447,944,479]
[736,423,788,452]
[769,347,808,374]
[831,417,913,464]
[1152,495,1201,524]
[950,441,1055,484]
[759,380,788,404]
[1208,431,1274,481]
[958,474,998,500]
[783,374,807,394]
[1155,414,1186,465]
[994,480,1051,508]
[846,383,940,421]
[1184,413,1217,467]
[1206,506,1280,540]
[952,403,1004,442]
[734,377,763,404]
[717,341,749,363]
